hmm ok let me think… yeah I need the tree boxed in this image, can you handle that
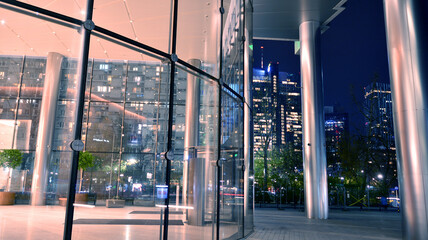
[78,151,95,192]
[0,149,23,192]
[344,75,398,206]
[255,146,304,205]
[253,82,274,192]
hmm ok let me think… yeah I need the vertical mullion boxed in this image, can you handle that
[117,61,129,198]
[83,59,95,153]
[11,56,26,149]
[153,62,163,201]
[63,0,94,239]
[241,0,246,236]
[216,0,225,239]
[163,0,179,239]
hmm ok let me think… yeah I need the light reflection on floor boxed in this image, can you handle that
[0,205,238,240]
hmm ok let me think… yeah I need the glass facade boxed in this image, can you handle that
[0,0,253,240]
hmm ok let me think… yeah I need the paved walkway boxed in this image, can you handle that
[246,208,402,240]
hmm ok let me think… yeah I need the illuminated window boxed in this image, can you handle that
[99,64,109,70]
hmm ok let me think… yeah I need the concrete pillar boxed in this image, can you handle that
[31,52,64,206]
[299,21,328,219]
[183,59,204,226]
[383,1,428,238]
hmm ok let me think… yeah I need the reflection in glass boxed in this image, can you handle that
[0,56,24,98]
[219,91,245,239]
[0,4,83,239]
[0,0,251,239]
[177,0,221,78]
[93,0,172,54]
[20,56,46,99]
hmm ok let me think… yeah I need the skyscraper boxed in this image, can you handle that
[363,82,397,189]
[324,106,349,176]
[364,82,395,148]
[252,63,302,154]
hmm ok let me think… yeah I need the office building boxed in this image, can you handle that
[252,63,301,154]
[324,106,349,176]
[363,82,397,186]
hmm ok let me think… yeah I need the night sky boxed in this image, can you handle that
[253,0,391,133]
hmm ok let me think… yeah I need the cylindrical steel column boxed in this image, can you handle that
[243,0,254,232]
[31,52,64,206]
[383,1,428,239]
[183,59,204,226]
[299,21,328,219]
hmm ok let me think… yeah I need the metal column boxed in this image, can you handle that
[383,1,428,239]
[243,0,254,232]
[183,59,204,226]
[31,52,64,206]
[299,21,328,219]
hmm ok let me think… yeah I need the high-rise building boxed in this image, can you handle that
[252,67,272,154]
[364,82,395,148]
[252,63,302,154]
[363,82,397,186]
[324,106,349,176]
[280,72,302,152]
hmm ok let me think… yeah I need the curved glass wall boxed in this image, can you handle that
[0,0,253,239]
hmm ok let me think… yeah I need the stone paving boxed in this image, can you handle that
[246,208,402,240]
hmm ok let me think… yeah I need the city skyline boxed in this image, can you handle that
[253,0,391,133]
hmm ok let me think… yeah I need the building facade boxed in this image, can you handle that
[324,106,349,176]
[363,82,397,188]
[0,0,254,239]
[252,64,301,154]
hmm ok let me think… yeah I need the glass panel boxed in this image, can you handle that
[0,4,83,239]
[19,0,88,20]
[167,67,219,240]
[16,99,42,150]
[219,91,244,240]
[52,100,77,151]
[176,0,221,78]
[0,56,23,98]
[222,0,245,96]
[0,100,17,149]
[0,99,16,120]
[93,0,172,54]
[84,102,123,152]
[20,56,46,99]
[126,61,168,102]
[71,34,170,240]
[87,59,126,103]
[57,58,81,101]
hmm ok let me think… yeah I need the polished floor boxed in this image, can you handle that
[247,208,402,240]
[0,205,238,240]
[0,205,402,240]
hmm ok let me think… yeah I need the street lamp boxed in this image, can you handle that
[340,176,346,209]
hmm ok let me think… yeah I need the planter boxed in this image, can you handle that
[59,198,67,206]
[106,199,125,208]
[59,193,94,206]
[134,199,155,207]
[0,192,15,205]
[75,193,88,204]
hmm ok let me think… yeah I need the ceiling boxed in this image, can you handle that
[0,0,220,66]
[253,0,347,41]
[0,0,347,64]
